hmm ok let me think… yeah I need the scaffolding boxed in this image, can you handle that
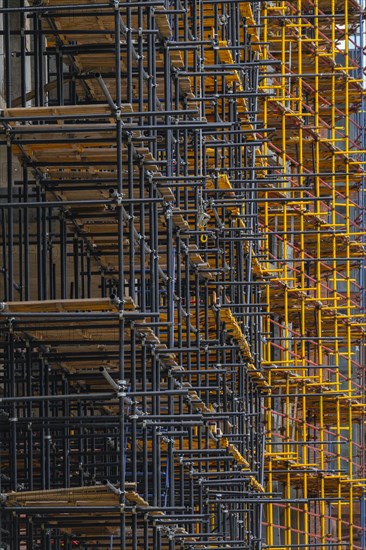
[261,0,366,547]
[0,0,365,549]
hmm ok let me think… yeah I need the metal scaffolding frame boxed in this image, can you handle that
[0,0,267,548]
[0,0,365,548]
[261,0,366,547]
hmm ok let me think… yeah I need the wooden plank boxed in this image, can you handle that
[2,104,112,118]
[1,297,123,313]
